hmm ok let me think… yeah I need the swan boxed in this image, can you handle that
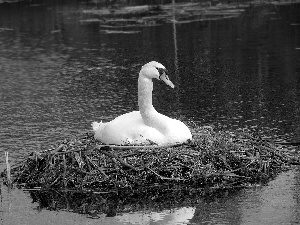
[92,61,192,146]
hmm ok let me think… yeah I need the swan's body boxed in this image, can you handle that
[92,61,192,145]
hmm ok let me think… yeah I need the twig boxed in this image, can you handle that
[147,167,186,181]
[273,141,300,146]
[5,152,12,188]
[63,153,67,188]
[50,175,61,187]
[23,187,42,191]
[100,148,139,171]
[86,156,109,178]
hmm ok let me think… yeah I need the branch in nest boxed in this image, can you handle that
[98,147,139,171]
[146,167,186,181]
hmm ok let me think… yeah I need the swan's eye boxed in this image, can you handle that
[157,68,168,79]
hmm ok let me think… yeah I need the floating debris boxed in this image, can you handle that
[100,30,140,34]
[79,18,103,24]
[79,0,300,28]
[83,5,159,16]
[0,27,14,31]
[50,30,61,34]
[81,2,247,28]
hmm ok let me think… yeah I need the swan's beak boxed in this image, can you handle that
[160,73,175,88]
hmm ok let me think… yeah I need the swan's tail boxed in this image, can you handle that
[91,121,105,132]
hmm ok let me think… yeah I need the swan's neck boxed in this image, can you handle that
[138,72,170,134]
[138,76,156,118]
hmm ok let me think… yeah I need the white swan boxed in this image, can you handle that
[92,61,192,146]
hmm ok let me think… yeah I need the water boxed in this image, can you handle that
[0,1,300,224]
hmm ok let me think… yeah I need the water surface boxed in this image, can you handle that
[0,1,300,224]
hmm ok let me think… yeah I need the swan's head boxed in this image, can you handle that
[140,61,175,88]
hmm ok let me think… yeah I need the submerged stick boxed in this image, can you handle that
[5,152,12,188]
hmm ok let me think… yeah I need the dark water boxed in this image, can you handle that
[0,1,300,224]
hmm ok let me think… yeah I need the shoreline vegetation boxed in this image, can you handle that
[1,124,299,216]
[82,0,300,29]
[1,0,300,33]
[80,0,300,34]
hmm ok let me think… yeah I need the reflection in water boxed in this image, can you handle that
[115,207,195,225]
[172,0,179,74]
[176,3,300,142]
[1,169,299,225]
[0,1,300,225]
[240,169,300,224]
[188,169,300,225]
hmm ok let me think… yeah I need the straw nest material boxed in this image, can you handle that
[1,125,299,215]
[4,125,299,190]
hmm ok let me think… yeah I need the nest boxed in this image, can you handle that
[2,125,299,216]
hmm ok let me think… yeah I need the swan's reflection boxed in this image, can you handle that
[115,207,195,225]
